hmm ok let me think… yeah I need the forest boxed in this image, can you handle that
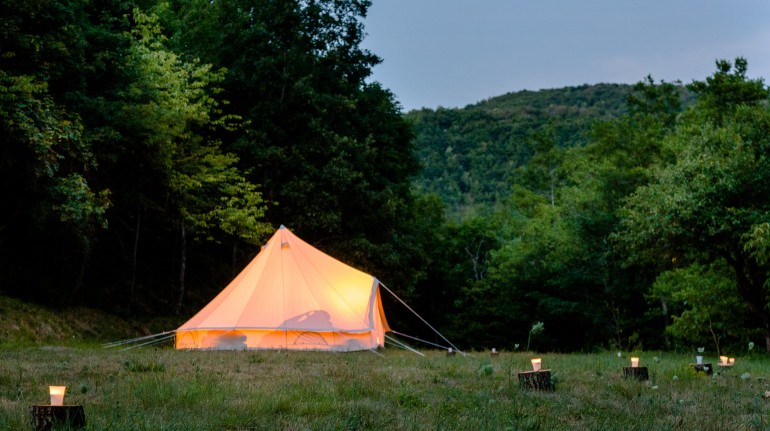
[1,0,769,355]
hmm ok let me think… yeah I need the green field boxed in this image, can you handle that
[1,344,769,430]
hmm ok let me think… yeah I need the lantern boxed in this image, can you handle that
[49,386,66,406]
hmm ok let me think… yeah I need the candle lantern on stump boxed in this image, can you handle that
[718,356,734,369]
[517,358,554,391]
[623,357,649,380]
[30,386,86,431]
[49,386,66,406]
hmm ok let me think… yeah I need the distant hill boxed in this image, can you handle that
[406,83,633,219]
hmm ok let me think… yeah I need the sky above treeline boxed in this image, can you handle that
[361,0,770,112]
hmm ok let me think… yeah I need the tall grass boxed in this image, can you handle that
[1,346,769,430]
[0,296,176,347]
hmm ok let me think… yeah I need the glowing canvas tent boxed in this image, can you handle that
[175,225,390,351]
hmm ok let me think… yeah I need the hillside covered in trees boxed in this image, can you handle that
[408,84,635,219]
[1,0,769,354]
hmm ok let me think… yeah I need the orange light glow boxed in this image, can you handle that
[49,386,66,406]
[175,226,389,352]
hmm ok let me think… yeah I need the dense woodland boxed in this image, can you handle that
[1,0,769,354]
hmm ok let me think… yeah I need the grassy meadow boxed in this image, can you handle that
[2,343,770,430]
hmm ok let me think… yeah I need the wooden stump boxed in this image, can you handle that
[518,370,554,391]
[623,366,649,381]
[29,405,85,431]
[692,363,713,375]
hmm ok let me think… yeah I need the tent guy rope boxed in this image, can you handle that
[379,282,464,355]
[384,334,425,357]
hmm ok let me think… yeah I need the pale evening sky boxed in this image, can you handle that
[361,1,770,111]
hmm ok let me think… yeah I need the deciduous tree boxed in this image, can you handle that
[618,58,770,350]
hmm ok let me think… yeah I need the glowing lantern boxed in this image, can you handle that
[729,358,735,365]
[49,386,66,406]
[531,358,542,371]
[719,356,728,365]
[630,357,639,368]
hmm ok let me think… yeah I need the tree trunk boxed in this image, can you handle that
[549,163,555,207]
[464,238,485,281]
[129,210,141,313]
[724,251,770,352]
[175,224,186,315]
[659,295,669,326]
[67,239,91,304]
[707,316,721,356]
[764,320,770,353]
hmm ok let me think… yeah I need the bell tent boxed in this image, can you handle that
[175,225,390,351]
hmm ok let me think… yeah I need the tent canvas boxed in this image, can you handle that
[175,225,390,351]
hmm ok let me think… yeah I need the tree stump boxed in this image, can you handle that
[623,367,649,381]
[692,363,713,375]
[517,370,554,391]
[29,405,85,431]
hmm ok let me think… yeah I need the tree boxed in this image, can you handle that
[0,1,272,310]
[0,0,112,302]
[651,262,752,354]
[115,7,271,313]
[512,124,566,207]
[687,57,767,125]
[167,0,418,284]
[618,58,770,350]
[563,76,686,349]
[744,223,770,269]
